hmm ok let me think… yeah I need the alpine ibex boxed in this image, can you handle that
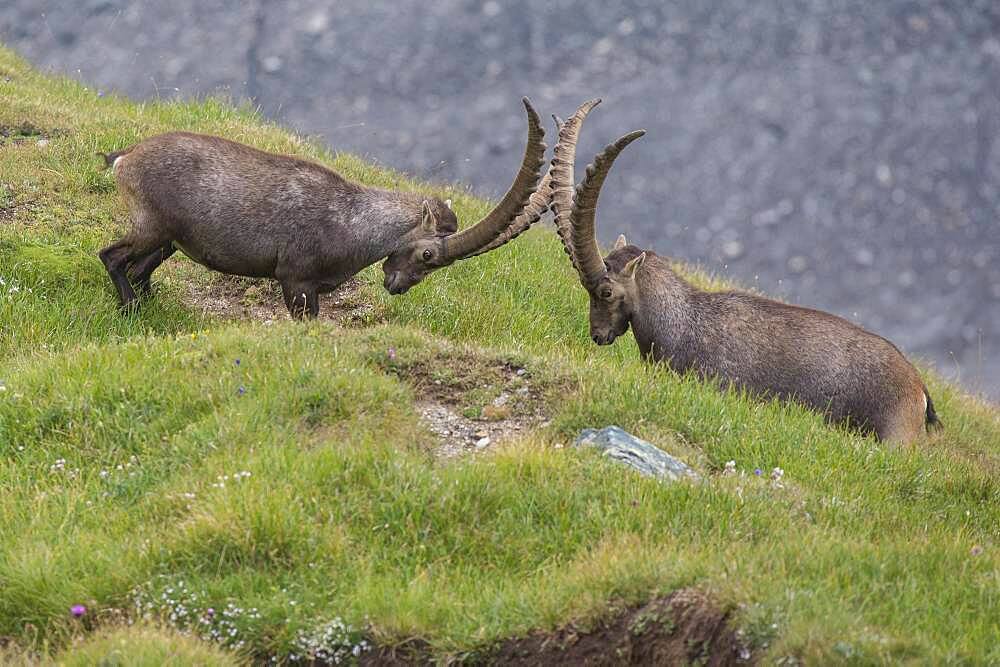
[550,100,941,444]
[98,98,550,317]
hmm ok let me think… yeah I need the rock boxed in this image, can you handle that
[574,426,699,482]
[475,436,491,449]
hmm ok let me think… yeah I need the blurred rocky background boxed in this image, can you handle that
[3,0,998,400]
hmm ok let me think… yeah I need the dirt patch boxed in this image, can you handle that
[376,349,554,457]
[180,273,377,326]
[359,589,752,665]
[0,182,32,223]
[0,123,63,146]
[415,399,544,458]
[488,589,750,666]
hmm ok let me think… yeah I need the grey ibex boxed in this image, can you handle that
[98,99,550,317]
[550,99,941,444]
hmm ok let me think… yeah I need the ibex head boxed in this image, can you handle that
[382,97,549,294]
[382,198,458,294]
[586,235,647,344]
[549,99,646,344]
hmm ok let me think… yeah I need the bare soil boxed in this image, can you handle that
[0,123,61,146]
[0,200,15,223]
[361,589,752,665]
[0,182,35,223]
[179,273,377,327]
[375,348,554,457]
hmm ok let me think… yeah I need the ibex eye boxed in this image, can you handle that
[422,249,433,261]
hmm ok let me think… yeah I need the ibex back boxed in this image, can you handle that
[98,98,549,317]
[550,100,941,444]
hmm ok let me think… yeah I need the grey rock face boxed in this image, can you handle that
[575,426,699,482]
[2,0,998,400]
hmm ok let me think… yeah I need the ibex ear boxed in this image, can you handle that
[444,198,453,210]
[623,252,646,280]
[614,234,628,251]
[421,200,438,234]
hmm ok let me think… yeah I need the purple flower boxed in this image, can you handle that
[971,545,984,556]
[387,347,397,361]
[235,358,241,366]
[70,604,86,618]
[206,607,215,617]
[238,386,246,395]
[97,90,105,97]
[753,468,762,476]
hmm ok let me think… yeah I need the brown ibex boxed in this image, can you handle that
[550,100,941,444]
[98,98,550,317]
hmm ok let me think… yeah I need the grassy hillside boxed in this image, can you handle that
[1,46,998,664]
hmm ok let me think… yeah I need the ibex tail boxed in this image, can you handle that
[924,388,943,431]
[96,147,133,169]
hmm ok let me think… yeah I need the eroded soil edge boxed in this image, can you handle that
[361,589,752,666]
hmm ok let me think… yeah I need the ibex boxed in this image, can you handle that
[550,100,942,444]
[97,98,551,317]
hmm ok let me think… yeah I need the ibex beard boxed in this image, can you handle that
[550,99,942,445]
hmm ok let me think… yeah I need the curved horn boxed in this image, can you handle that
[463,169,553,257]
[454,115,567,257]
[571,130,646,289]
[442,97,546,260]
[550,99,601,280]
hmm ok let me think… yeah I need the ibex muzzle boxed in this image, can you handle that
[551,99,942,445]
[98,98,549,317]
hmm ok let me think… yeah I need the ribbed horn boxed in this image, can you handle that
[549,99,601,279]
[571,130,645,289]
[464,168,553,257]
[442,97,546,260]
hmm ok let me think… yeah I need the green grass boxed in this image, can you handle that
[1,45,998,665]
[0,624,243,666]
